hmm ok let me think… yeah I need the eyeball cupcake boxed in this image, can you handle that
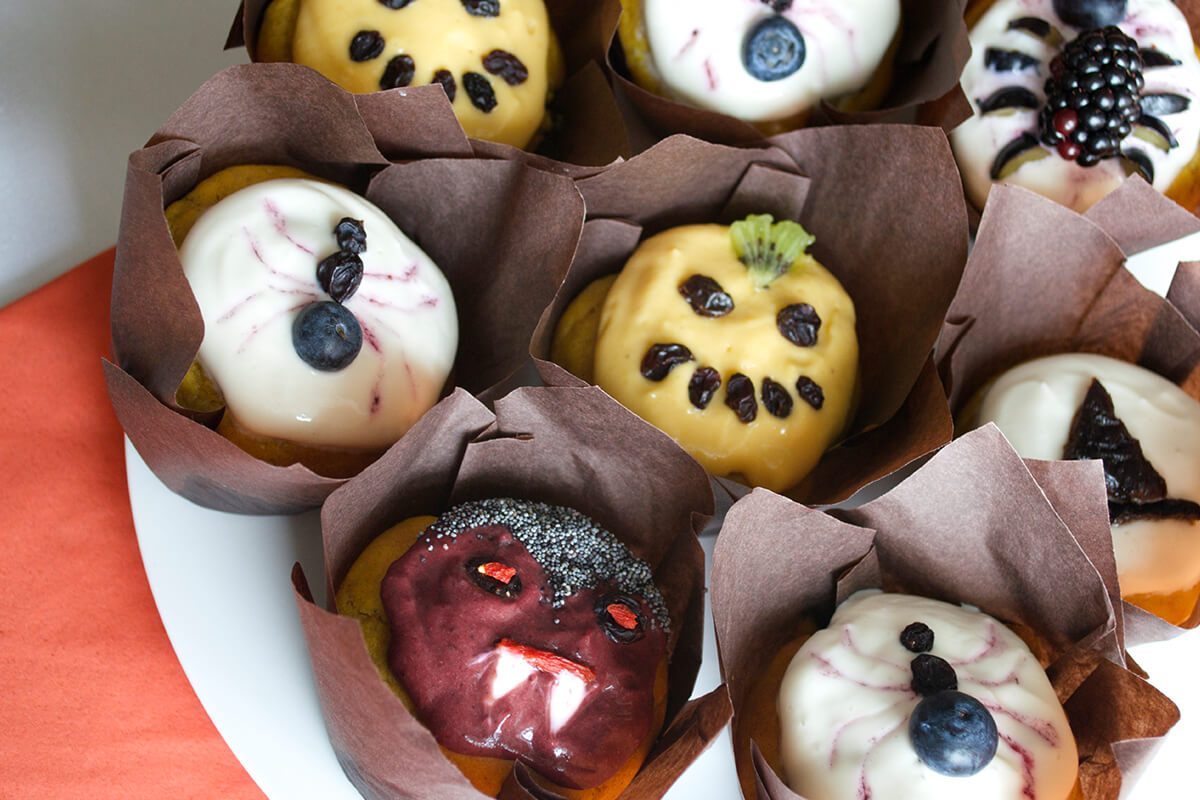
[170,165,458,478]
[254,0,564,148]
[961,353,1200,625]
[551,214,859,492]
[769,591,1079,800]
[952,0,1200,212]
[616,0,901,132]
[336,498,670,798]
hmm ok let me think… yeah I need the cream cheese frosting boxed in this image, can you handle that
[951,0,1200,212]
[778,591,1078,800]
[179,177,458,450]
[591,223,858,492]
[637,0,900,123]
[288,0,558,148]
[965,352,1200,599]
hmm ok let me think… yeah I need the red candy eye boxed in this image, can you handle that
[606,603,639,630]
[478,561,517,584]
[466,557,522,599]
[596,594,645,643]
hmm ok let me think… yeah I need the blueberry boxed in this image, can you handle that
[742,15,805,82]
[292,301,363,371]
[1052,0,1127,29]
[908,690,999,777]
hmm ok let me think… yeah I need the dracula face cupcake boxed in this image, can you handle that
[254,0,564,149]
[335,497,670,799]
[767,590,1079,800]
[551,214,859,493]
[616,0,901,132]
[952,0,1200,213]
[962,353,1200,625]
[169,165,458,478]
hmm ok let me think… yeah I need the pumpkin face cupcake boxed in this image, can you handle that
[255,0,564,148]
[554,215,858,492]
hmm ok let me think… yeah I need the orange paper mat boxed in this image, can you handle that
[0,249,264,799]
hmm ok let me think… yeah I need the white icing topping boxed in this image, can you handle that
[486,646,588,734]
[778,591,1077,800]
[951,0,1200,212]
[180,178,458,450]
[966,353,1200,598]
[640,0,900,123]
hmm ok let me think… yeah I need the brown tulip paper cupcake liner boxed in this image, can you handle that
[605,0,971,153]
[105,64,586,514]
[531,127,969,506]
[293,385,728,800]
[229,0,631,167]
[935,181,1200,638]
[711,425,1180,800]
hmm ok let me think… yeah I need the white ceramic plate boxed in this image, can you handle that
[127,439,1198,800]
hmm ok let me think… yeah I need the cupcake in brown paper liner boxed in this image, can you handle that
[711,425,1180,800]
[105,64,585,515]
[293,385,728,800]
[228,0,631,166]
[951,0,1200,216]
[531,127,969,506]
[605,0,971,152]
[936,180,1200,635]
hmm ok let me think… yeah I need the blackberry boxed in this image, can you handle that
[1037,26,1144,166]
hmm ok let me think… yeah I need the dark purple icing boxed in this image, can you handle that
[380,499,668,790]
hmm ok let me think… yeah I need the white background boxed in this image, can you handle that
[0,0,242,307]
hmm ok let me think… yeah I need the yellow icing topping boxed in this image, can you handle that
[284,0,560,148]
[593,224,858,492]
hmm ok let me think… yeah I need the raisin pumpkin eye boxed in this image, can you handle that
[595,593,645,643]
[465,557,522,599]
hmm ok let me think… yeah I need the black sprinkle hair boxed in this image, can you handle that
[420,498,670,632]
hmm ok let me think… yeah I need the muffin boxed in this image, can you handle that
[254,0,564,148]
[952,0,1200,212]
[335,498,670,798]
[551,214,859,492]
[712,427,1181,800]
[763,591,1080,800]
[168,165,458,478]
[615,0,901,133]
[961,353,1200,625]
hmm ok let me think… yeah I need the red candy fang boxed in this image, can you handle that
[607,603,640,630]
[478,561,517,584]
[498,639,596,684]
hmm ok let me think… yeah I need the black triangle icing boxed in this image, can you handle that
[1065,378,1200,523]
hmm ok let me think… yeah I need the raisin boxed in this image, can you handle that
[640,343,694,381]
[378,0,414,7]
[482,49,528,86]
[460,0,500,16]
[432,69,457,102]
[678,274,733,317]
[380,54,416,89]
[349,30,385,62]
[900,622,935,653]
[466,557,522,599]
[334,218,366,254]
[463,72,497,112]
[595,593,645,643]
[317,251,364,304]
[795,376,824,409]
[760,0,793,9]
[777,303,821,346]
[725,373,757,423]
[911,654,957,697]
[688,366,721,409]
[761,377,793,418]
